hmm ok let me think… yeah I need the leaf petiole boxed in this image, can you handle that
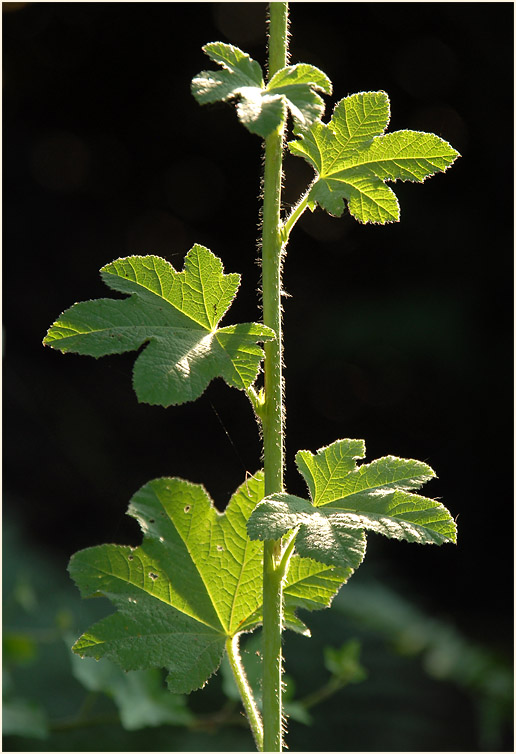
[282,190,311,242]
[277,529,298,578]
[225,635,264,751]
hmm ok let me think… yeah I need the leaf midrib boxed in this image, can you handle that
[320,501,449,530]
[83,627,223,647]
[323,98,388,174]
[152,492,237,637]
[103,270,215,332]
[189,251,215,330]
[82,558,222,633]
[321,141,453,181]
[315,472,433,507]
[54,323,208,338]
[227,519,260,635]
[308,453,358,505]
[323,508,454,541]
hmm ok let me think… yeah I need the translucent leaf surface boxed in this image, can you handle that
[192,42,331,137]
[248,440,456,568]
[43,245,274,406]
[69,473,349,693]
[289,91,459,223]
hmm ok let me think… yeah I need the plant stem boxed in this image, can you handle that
[261,3,289,751]
[282,190,310,241]
[262,8,288,498]
[225,635,264,751]
[277,529,298,574]
[298,675,345,711]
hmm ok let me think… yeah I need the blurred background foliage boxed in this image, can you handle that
[3,1,513,751]
[4,513,512,751]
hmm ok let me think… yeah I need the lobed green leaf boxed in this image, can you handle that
[247,439,456,569]
[69,472,350,692]
[201,41,264,89]
[296,442,435,507]
[247,493,368,569]
[43,245,274,407]
[192,42,332,137]
[288,90,460,223]
[295,438,366,506]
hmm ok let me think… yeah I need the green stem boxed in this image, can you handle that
[282,190,310,242]
[225,635,264,751]
[261,3,289,751]
[298,675,345,711]
[277,529,298,575]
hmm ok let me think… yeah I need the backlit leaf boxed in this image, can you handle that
[289,90,459,223]
[247,439,456,568]
[43,245,274,406]
[69,472,350,693]
[192,42,332,137]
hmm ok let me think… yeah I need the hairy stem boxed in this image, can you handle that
[225,635,264,751]
[262,8,288,498]
[261,3,289,752]
[282,190,310,241]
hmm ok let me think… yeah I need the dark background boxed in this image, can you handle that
[3,2,513,751]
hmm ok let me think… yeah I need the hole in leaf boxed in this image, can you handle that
[128,555,134,561]
[217,545,224,551]
[184,506,191,513]
[149,572,158,581]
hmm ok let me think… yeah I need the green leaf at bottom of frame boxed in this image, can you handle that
[69,471,350,692]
